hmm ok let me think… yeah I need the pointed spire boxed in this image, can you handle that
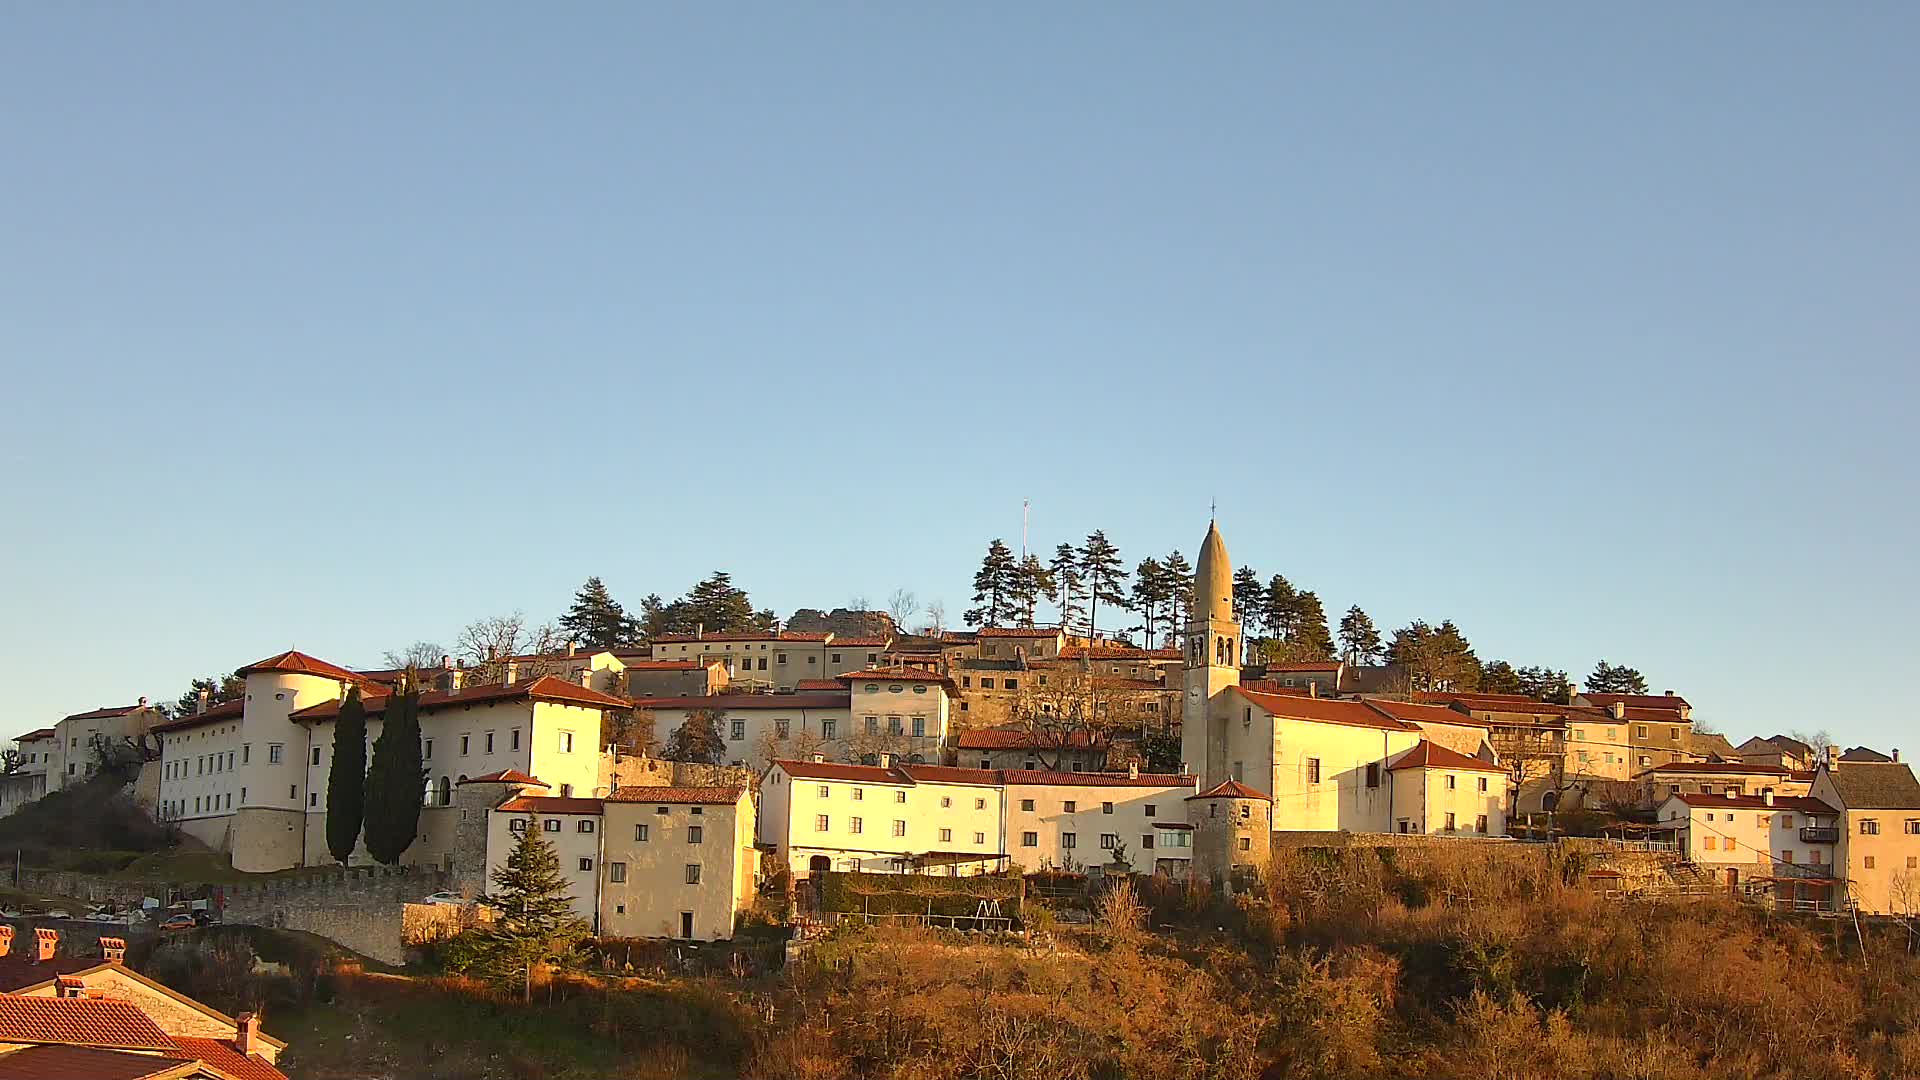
[1193,520,1234,626]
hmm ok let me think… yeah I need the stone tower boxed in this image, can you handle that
[1181,520,1242,785]
[1187,779,1272,891]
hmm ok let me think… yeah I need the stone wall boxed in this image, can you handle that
[14,870,170,908]
[604,755,755,792]
[223,865,447,967]
[1270,830,1516,851]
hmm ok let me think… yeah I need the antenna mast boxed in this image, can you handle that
[1022,498,1030,558]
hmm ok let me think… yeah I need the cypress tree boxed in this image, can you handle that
[324,686,368,864]
[362,674,425,865]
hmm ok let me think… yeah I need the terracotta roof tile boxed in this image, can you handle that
[650,631,830,643]
[0,956,105,993]
[235,650,366,684]
[149,698,245,734]
[1364,698,1492,729]
[292,675,630,722]
[458,769,548,787]
[1188,779,1270,802]
[1058,645,1181,661]
[497,796,603,815]
[14,728,56,742]
[604,785,746,805]
[835,669,958,693]
[1581,692,1690,710]
[57,706,147,724]
[1640,761,1789,775]
[0,1044,198,1080]
[955,728,1107,751]
[828,637,890,647]
[898,764,1001,786]
[793,679,843,691]
[1388,741,1506,773]
[1234,688,1418,732]
[0,996,177,1051]
[171,1037,290,1080]
[1267,661,1342,673]
[629,693,848,711]
[620,660,708,671]
[1002,770,1192,788]
[775,759,912,784]
[1667,793,1836,813]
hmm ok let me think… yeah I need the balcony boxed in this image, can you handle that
[1800,826,1839,844]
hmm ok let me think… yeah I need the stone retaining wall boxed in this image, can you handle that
[223,865,447,966]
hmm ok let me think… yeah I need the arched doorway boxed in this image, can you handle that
[809,855,832,874]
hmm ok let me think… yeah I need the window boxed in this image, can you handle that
[821,720,837,739]
[485,732,495,753]
[578,820,595,834]
[1141,834,1155,849]
[268,743,284,764]
[1725,837,1737,851]
[888,717,903,736]
[1239,836,1252,851]
[962,676,971,688]
[1864,856,1877,870]
[511,729,520,750]
[815,814,830,832]
[309,793,319,807]
[1781,849,1796,864]
[1064,800,1077,813]
[975,798,986,810]
[777,720,790,739]
[1908,856,1918,870]
[850,817,863,835]
[892,820,907,837]
[1061,832,1077,849]
[544,819,560,832]
[894,791,907,804]
[818,785,832,798]
[1669,727,1680,740]
[1100,833,1118,849]
[1703,836,1717,850]
[578,858,594,872]
[288,785,297,799]
[311,747,322,766]
[831,652,841,664]
[776,652,787,664]
[1445,775,1457,791]
[559,731,575,753]
[730,720,746,741]
[1861,819,1881,835]
[1005,678,1018,690]
[424,739,433,759]
[852,788,864,802]
[1307,758,1322,784]
[1637,725,1648,738]
[635,823,649,841]
[1021,799,1035,812]
[655,805,670,814]
[940,796,951,808]
[974,831,985,844]
[1365,763,1380,788]
[460,735,471,756]
[1478,777,1488,793]
[940,828,953,843]
[685,864,702,884]
[609,862,627,883]
[864,717,879,735]
[981,678,994,690]
[1906,820,1920,835]
[687,825,703,843]
[1098,801,1113,814]
[1022,831,1038,847]
[912,717,925,738]
[1475,815,1488,833]
[242,744,250,764]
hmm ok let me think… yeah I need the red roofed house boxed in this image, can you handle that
[1385,741,1508,836]
[39,699,166,800]
[761,755,1010,877]
[0,729,55,814]
[1656,790,1842,909]
[623,659,730,699]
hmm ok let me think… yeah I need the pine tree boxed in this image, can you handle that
[1265,575,1299,642]
[664,710,726,764]
[679,572,758,633]
[1292,591,1335,661]
[477,823,590,1000]
[324,686,368,865]
[1480,660,1523,695]
[362,676,425,865]
[636,594,683,640]
[1009,555,1052,627]
[1078,531,1127,639]
[1048,543,1085,633]
[1129,557,1171,649]
[1162,550,1194,624]
[1516,665,1573,704]
[558,577,637,649]
[966,539,1019,628]
[1232,567,1266,634]
[168,673,243,719]
[1388,620,1482,694]
[1586,660,1649,695]
[1339,606,1383,666]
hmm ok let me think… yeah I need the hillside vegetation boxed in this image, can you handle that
[140,846,1919,1080]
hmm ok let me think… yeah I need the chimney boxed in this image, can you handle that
[0,925,14,957]
[696,622,705,641]
[1610,702,1626,720]
[1763,790,1775,806]
[100,936,125,963]
[1128,761,1139,779]
[486,644,497,661]
[579,668,592,688]
[1725,789,1738,800]
[811,753,825,764]
[236,1012,260,1055]
[568,640,578,657]
[1894,748,1902,762]
[34,928,58,963]
[442,653,453,671]
[1308,683,1318,699]
[879,752,893,769]
[137,696,147,708]
[195,688,210,715]
[1664,689,1675,697]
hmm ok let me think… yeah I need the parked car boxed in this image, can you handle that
[422,891,464,906]
[160,913,197,931]
[44,909,71,920]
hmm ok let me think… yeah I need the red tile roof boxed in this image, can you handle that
[898,764,1001,786]
[0,1044,198,1080]
[1267,661,1342,673]
[1188,779,1270,802]
[149,698,245,734]
[1640,761,1790,775]
[775,759,913,784]
[629,693,848,711]
[292,675,631,722]
[620,660,708,671]
[0,956,106,993]
[828,637,890,648]
[1388,741,1506,773]
[1238,681,1318,697]
[1667,792,1835,812]
[0,996,177,1051]
[651,631,830,643]
[1002,770,1192,788]
[1058,645,1181,661]
[458,769,548,787]
[835,669,958,693]
[1364,699,1491,729]
[1234,688,1419,732]
[57,706,147,724]
[793,679,843,691]
[171,1037,289,1080]
[1582,692,1690,711]
[14,728,56,742]
[939,632,978,643]
[955,728,1106,751]
[235,650,366,684]
[604,785,746,805]
[497,796,604,815]
[975,628,1062,638]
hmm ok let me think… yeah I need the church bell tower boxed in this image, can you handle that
[1181,519,1242,785]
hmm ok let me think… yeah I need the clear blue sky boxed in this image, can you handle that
[3,7,1915,750]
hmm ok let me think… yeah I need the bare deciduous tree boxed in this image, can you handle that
[456,613,572,685]
[382,640,447,670]
[1010,667,1155,770]
[887,589,920,630]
